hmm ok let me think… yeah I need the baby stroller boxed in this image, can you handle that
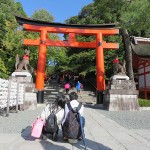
[40,96,66,141]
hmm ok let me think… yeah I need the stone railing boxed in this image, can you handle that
[0,78,25,116]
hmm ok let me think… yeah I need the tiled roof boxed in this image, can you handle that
[131,36,150,57]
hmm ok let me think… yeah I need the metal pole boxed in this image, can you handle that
[16,81,19,113]
[20,84,25,111]
[6,79,11,117]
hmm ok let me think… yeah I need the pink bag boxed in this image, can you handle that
[31,117,45,138]
[64,83,70,89]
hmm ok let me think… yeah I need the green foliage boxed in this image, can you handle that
[139,99,150,107]
[0,72,9,79]
[15,2,27,17]
[46,66,55,75]
[68,50,96,74]
[0,0,25,77]
[0,57,9,78]
[120,0,150,37]
[31,9,54,22]
[2,20,24,73]
[0,58,7,73]
[54,47,70,72]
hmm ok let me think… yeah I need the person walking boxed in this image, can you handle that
[76,81,80,93]
[76,81,82,97]
[64,82,71,95]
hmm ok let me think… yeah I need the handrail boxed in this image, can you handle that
[86,79,97,90]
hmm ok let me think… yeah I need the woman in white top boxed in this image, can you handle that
[61,92,85,141]
[41,95,68,125]
[61,92,84,126]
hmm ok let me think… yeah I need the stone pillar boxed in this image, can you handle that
[10,72,37,110]
[103,75,139,111]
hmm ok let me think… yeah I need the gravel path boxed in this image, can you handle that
[97,109,150,129]
[0,107,43,133]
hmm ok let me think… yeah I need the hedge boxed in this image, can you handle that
[138,99,150,107]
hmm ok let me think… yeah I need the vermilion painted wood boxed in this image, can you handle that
[23,39,119,49]
[23,24,119,35]
[96,33,105,91]
[36,30,47,90]
[21,23,119,91]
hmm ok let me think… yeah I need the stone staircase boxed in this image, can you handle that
[43,79,96,105]
[76,89,96,104]
[44,87,59,104]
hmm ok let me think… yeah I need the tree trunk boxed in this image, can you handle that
[121,28,134,80]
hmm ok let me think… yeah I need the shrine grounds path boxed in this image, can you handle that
[0,80,150,150]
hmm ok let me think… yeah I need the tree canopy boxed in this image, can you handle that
[31,9,54,22]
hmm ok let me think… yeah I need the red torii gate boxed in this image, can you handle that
[15,16,119,104]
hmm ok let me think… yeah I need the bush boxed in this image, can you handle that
[138,99,150,107]
[0,72,9,79]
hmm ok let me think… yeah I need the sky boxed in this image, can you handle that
[16,0,93,23]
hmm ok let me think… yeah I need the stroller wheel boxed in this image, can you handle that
[52,132,58,141]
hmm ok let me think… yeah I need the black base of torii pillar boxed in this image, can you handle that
[96,90,103,104]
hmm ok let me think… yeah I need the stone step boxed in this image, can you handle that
[43,86,96,106]
[44,95,57,98]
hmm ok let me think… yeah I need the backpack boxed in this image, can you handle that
[63,102,82,139]
[45,111,58,133]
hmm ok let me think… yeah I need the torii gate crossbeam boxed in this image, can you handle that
[15,15,119,104]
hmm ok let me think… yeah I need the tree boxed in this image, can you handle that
[15,2,27,17]
[31,9,54,22]
[0,0,26,78]
[120,0,150,79]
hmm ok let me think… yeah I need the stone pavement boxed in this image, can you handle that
[0,104,150,150]
[0,83,150,150]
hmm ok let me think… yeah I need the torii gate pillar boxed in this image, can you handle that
[96,33,105,103]
[36,30,47,103]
